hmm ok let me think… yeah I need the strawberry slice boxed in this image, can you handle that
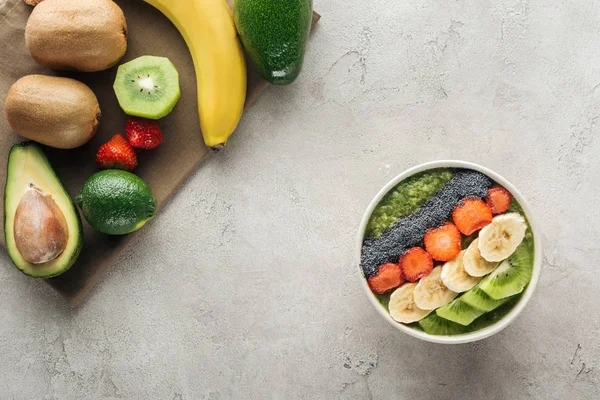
[423,223,462,261]
[399,247,433,282]
[485,187,512,214]
[368,263,404,294]
[452,198,493,235]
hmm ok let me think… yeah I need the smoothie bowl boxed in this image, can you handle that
[356,161,542,344]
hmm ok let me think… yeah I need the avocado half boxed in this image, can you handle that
[4,142,83,278]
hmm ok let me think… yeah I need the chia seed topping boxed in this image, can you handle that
[361,169,493,277]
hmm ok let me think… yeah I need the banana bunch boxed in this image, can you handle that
[145,0,247,149]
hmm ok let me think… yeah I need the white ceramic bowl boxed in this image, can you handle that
[356,160,542,344]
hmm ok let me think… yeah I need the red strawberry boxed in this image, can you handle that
[485,187,512,214]
[424,223,462,261]
[368,263,404,294]
[96,134,137,171]
[125,117,163,150]
[399,247,433,282]
[452,198,493,235]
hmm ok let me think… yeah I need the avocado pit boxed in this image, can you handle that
[13,184,69,264]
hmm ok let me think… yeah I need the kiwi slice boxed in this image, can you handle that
[467,295,521,331]
[418,313,467,335]
[461,285,511,312]
[113,55,180,119]
[479,235,534,300]
[435,299,485,326]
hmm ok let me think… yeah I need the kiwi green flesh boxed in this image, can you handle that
[479,235,534,300]
[419,314,467,335]
[435,299,485,326]
[113,56,180,120]
[461,285,511,312]
[411,295,522,335]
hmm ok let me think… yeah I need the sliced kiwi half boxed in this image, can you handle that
[479,234,534,300]
[435,299,485,326]
[461,285,511,312]
[418,313,467,335]
[113,55,180,119]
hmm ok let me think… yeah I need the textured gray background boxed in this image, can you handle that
[1,0,600,399]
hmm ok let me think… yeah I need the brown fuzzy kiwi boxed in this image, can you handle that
[5,75,101,149]
[25,0,127,72]
[24,0,44,6]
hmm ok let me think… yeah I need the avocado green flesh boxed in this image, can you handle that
[234,0,313,85]
[76,169,156,235]
[4,142,83,278]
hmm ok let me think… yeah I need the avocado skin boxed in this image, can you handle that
[4,141,83,278]
[76,170,156,235]
[234,0,313,85]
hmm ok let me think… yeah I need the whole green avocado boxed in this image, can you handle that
[233,0,313,85]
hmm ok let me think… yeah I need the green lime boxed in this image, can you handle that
[76,170,156,235]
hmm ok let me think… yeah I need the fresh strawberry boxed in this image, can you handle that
[125,117,163,150]
[452,198,493,235]
[399,247,433,282]
[96,134,137,171]
[485,187,512,214]
[423,223,462,261]
[368,263,404,294]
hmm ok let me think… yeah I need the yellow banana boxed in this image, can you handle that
[144,0,247,148]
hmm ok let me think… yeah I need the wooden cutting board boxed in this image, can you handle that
[0,0,320,306]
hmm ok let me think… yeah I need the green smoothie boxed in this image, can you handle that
[363,168,536,337]
[366,169,453,238]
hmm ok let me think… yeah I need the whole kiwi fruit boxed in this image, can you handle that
[25,0,127,72]
[5,75,101,149]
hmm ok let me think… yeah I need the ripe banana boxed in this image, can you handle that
[144,0,247,148]
[441,250,481,293]
[463,238,499,277]
[413,266,457,310]
[388,283,431,323]
[478,213,527,262]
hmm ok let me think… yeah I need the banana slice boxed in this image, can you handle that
[478,213,527,262]
[414,266,458,310]
[463,238,499,277]
[388,283,432,323]
[440,250,482,292]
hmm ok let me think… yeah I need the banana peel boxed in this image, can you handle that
[145,0,247,149]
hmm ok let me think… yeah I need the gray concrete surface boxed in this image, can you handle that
[1,0,600,398]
